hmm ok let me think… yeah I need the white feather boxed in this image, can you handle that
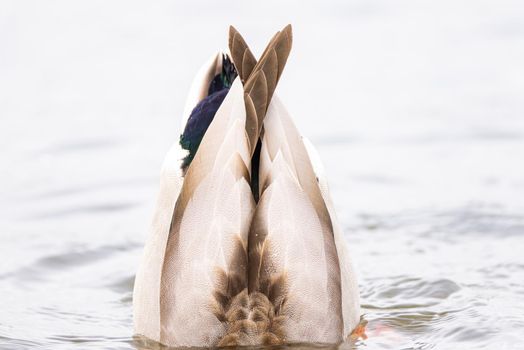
[133,52,223,342]
[259,96,361,341]
[159,79,255,347]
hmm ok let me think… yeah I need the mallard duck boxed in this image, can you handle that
[133,25,361,348]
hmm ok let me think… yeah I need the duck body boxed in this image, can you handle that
[133,25,361,348]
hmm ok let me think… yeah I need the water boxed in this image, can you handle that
[1,1,524,349]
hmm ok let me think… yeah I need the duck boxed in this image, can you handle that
[133,25,361,348]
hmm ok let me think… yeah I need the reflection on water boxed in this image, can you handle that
[1,0,523,349]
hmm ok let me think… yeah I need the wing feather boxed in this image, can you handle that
[250,96,361,342]
[159,80,255,347]
[302,138,362,339]
[248,150,342,343]
[132,144,185,341]
[133,53,222,341]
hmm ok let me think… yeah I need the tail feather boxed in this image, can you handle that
[229,25,293,153]
[228,26,257,84]
[246,97,346,344]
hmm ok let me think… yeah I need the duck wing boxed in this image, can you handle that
[250,96,361,343]
[132,143,185,341]
[302,137,361,340]
[132,53,222,341]
[159,79,254,347]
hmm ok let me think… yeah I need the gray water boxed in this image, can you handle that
[1,1,524,349]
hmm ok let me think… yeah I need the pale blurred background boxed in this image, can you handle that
[1,1,523,349]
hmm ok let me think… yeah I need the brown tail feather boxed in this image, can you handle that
[228,26,257,84]
[228,25,293,154]
[244,25,292,153]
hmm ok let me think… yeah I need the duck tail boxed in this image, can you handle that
[228,25,293,155]
[228,26,257,84]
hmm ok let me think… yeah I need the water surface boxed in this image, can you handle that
[1,1,523,349]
